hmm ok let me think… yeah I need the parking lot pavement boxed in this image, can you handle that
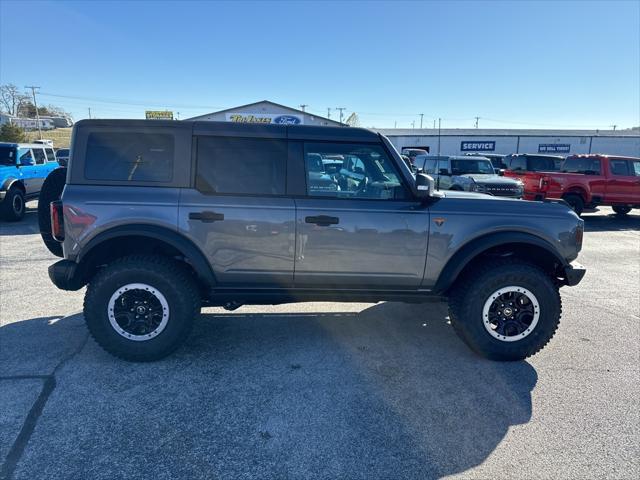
[1,202,639,480]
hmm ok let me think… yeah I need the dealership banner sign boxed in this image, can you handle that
[460,141,495,152]
[146,110,174,120]
[538,144,570,153]
[225,113,303,125]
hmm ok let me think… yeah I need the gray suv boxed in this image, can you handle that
[44,120,585,362]
[414,155,524,197]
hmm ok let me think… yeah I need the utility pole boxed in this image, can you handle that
[474,116,480,129]
[419,113,424,129]
[433,119,436,129]
[411,120,415,129]
[611,124,617,131]
[394,121,397,128]
[88,107,92,119]
[299,104,308,112]
[335,107,345,124]
[327,107,331,119]
[437,118,442,156]
[25,85,42,140]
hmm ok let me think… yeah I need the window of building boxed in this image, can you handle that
[196,137,287,195]
[84,132,174,182]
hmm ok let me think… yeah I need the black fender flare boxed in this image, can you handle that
[433,231,568,294]
[77,224,216,288]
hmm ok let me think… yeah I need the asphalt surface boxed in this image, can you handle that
[1,203,638,480]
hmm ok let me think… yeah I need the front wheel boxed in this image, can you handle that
[449,260,561,361]
[84,255,201,362]
[612,206,631,215]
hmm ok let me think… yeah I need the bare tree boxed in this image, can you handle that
[0,84,29,116]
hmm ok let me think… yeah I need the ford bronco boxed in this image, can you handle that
[43,120,585,362]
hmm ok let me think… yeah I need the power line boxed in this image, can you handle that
[25,86,42,140]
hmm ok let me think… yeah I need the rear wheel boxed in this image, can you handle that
[0,186,25,221]
[38,167,67,257]
[612,206,631,215]
[449,260,561,361]
[563,193,584,216]
[84,255,201,362]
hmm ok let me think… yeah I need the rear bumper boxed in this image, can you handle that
[48,260,85,291]
[562,262,586,286]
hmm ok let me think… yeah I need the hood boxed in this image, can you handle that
[461,174,522,185]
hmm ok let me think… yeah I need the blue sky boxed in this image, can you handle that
[1,0,638,129]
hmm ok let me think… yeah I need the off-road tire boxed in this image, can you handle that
[612,206,631,215]
[448,259,561,361]
[38,167,67,257]
[84,255,201,362]
[563,193,584,216]
[0,186,26,221]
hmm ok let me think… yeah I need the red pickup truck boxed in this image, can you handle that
[506,154,640,215]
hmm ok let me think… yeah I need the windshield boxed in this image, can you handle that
[451,159,494,175]
[0,146,17,166]
[528,157,560,171]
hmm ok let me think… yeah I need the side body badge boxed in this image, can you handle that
[434,217,446,227]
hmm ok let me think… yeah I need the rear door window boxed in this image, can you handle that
[195,137,287,195]
[84,132,174,182]
[32,148,46,165]
[609,159,630,176]
[562,158,601,174]
[527,156,559,171]
[509,156,527,171]
[45,148,56,162]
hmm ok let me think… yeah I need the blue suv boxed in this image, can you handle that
[0,142,59,221]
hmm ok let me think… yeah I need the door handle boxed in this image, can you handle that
[189,211,224,223]
[305,215,339,226]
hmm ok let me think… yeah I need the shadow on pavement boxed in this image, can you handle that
[2,302,537,479]
[582,211,640,232]
[0,205,40,236]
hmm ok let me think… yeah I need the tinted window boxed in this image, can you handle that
[196,137,286,195]
[509,156,527,171]
[304,143,407,199]
[527,156,559,172]
[451,159,494,175]
[562,157,601,174]
[632,161,640,176]
[609,159,630,176]
[45,148,56,162]
[19,149,33,164]
[32,148,46,164]
[0,146,16,165]
[85,132,174,182]
[56,149,69,157]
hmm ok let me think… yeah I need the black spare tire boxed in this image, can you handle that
[38,167,67,257]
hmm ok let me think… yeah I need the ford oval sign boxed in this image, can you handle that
[273,115,302,125]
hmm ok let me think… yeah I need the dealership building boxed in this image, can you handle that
[186,101,639,157]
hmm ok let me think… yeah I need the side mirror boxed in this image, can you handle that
[497,169,505,176]
[415,173,434,198]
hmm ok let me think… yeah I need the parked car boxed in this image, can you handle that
[414,155,524,197]
[0,142,59,220]
[502,154,563,200]
[43,119,584,362]
[515,154,640,215]
[464,152,508,170]
[401,148,429,167]
[55,148,70,167]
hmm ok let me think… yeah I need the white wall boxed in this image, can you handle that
[387,135,640,157]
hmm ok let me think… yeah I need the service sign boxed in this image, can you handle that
[460,141,496,152]
[146,110,174,120]
[538,144,570,153]
[225,113,303,125]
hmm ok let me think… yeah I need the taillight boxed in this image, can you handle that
[50,200,64,241]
